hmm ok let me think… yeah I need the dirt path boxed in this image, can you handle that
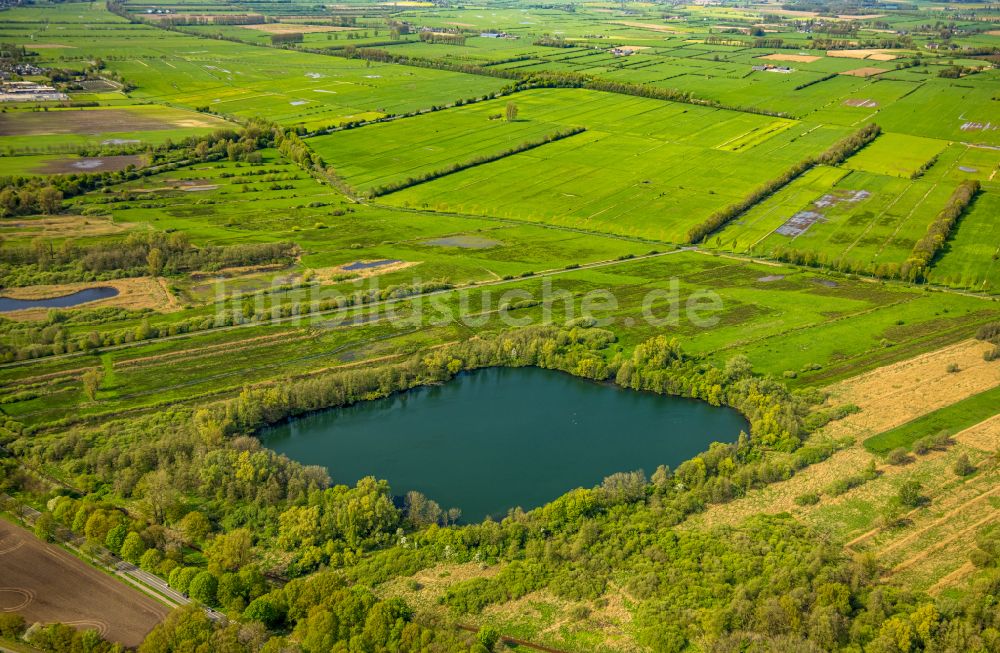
[928,561,976,595]
[115,329,309,369]
[891,511,998,574]
[878,485,999,558]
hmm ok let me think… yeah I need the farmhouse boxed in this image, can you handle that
[751,64,793,73]
[0,80,67,102]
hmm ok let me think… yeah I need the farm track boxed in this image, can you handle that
[113,329,311,369]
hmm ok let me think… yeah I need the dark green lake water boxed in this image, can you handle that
[262,367,748,522]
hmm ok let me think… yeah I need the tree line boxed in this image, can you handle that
[902,179,980,282]
[686,123,882,244]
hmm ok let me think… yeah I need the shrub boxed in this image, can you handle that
[794,492,820,506]
[898,480,923,507]
[0,613,26,639]
[886,448,910,465]
[912,430,952,455]
[953,453,975,477]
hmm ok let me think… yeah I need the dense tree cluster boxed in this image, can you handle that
[418,31,466,46]
[272,32,304,45]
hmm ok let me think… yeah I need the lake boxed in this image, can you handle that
[262,366,748,522]
[0,287,119,312]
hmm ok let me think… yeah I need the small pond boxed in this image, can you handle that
[0,287,119,312]
[342,259,401,271]
[262,366,748,521]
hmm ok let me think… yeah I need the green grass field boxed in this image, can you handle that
[865,385,1000,453]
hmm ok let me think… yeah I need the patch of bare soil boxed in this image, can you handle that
[840,66,888,77]
[0,520,167,647]
[0,215,137,239]
[321,260,420,281]
[189,263,294,281]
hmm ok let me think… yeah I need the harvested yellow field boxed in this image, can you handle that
[241,23,358,33]
[824,339,1000,434]
[687,339,1000,528]
[613,20,678,32]
[954,414,1000,451]
[758,53,822,63]
[840,66,888,77]
[828,48,897,59]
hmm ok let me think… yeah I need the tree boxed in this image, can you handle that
[140,548,163,572]
[179,511,212,544]
[120,531,146,563]
[207,528,253,572]
[82,368,103,401]
[243,595,281,627]
[0,613,26,640]
[147,247,164,276]
[37,186,63,214]
[105,522,128,553]
[189,572,219,607]
[33,512,56,542]
[139,605,214,653]
[0,187,17,217]
[505,102,518,122]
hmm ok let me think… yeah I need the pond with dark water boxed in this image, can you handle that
[262,366,748,521]
[0,287,119,312]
